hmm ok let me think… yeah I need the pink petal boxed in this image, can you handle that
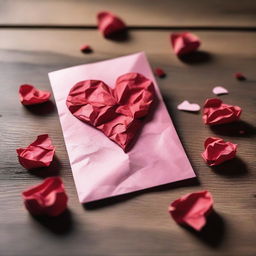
[212,86,228,95]
[177,100,200,112]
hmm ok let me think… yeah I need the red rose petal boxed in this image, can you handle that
[170,32,201,56]
[203,98,242,125]
[201,137,237,166]
[19,84,51,105]
[97,11,126,38]
[234,72,246,81]
[22,177,68,216]
[80,44,93,53]
[154,68,166,78]
[16,134,55,170]
[168,191,213,231]
[66,72,155,151]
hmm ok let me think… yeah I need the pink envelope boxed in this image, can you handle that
[49,52,196,203]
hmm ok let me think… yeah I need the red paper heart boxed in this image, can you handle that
[66,73,155,151]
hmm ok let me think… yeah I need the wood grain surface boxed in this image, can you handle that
[0,0,256,27]
[0,1,256,255]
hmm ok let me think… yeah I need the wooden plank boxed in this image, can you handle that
[0,0,256,27]
[0,30,255,256]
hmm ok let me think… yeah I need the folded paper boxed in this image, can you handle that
[49,52,195,203]
[19,84,51,105]
[66,73,155,151]
[22,177,68,216]
[16,134,55,170]
[202,137,237,166]
[170,32,201,56]
[203,98,242,125]
[97,11,126,38]
[168,190,213,231]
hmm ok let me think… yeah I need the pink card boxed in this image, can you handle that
[49,52,196,203]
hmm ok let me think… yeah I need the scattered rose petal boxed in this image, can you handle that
[16,134,55,170]
[170,32,201,56]
[97,11,126,38]
[212,86,228,95]
[201,137,237,166]
[177,100,200,112]
[234,72,246,81]
[22,177,68,216]
[19,84,51,105]
[203,98,241,125]
[154,68,166,78]
[168,190,213,231]
[80,44,93,53]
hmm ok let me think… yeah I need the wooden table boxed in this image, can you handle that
[0,1,255,255]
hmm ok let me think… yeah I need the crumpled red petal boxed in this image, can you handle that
[170,32,201,56]
[203,98,242,125]
[19,84,51,105]
[168,190,213,231]
[202,137,237,166]
[154,68,166,78]
[66,72,155,151]
[234,72,246,81]
[80,44,93,53]
[97,11,126,38]
[16,134,55,170]
[22,177,68,216]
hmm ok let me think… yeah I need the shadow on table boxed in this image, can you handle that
[211,157,248,177]
[83,177,199,210]
[210,120,256,138]
[28,155,62,178]
[178,51,212,65]
[32,209,73,236]
[184,210,225,248]
[24,100,56,115]
[106,29,131,42]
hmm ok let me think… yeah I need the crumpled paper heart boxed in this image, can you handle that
[203,98,242,125]
[201,137,237,166]
[19,84,51,105]
[16,134,55,170]
[22,177,68,216]
[168,190,213,231]
[97,11,126,38]
[66,72,155,151]
[170,32,201,56]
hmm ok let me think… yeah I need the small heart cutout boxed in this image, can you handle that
[212,86,228,95]
[177,100,200,112]
[66,73,155,151]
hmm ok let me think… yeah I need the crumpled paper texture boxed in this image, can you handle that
[97,11,126,38]
[168,190,213,231]
[19,84,51,105]
[203,98,242,125]
[16,134,55,170]
[49,52,195,203]
[22,177,68,216]
[170,32,201,56]
[66,72,155,151]
[202,137,237,166]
